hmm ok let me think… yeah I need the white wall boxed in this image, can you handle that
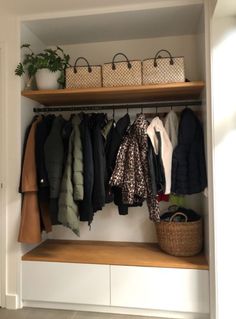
[0,12,22,309]
[60,34,201,81]
[20,24,46,146]
[211,15,236,319]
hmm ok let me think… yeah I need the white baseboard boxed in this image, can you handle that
[23,300,209,319]
[5,294,19,309]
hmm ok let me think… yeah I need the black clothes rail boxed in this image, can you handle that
[33,99,201,113]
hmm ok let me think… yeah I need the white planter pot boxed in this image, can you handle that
[35,69,61,90]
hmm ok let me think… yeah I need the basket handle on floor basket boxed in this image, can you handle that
[169,212,188,222]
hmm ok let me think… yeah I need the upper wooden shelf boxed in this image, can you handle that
[22,239,208,270]
[21,81,205,106]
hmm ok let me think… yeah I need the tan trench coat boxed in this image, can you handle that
[18,117,42,244]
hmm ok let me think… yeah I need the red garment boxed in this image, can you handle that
[157,194,169,202]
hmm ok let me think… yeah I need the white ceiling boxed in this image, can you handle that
[23,4,203,45]
[0,0,176,15]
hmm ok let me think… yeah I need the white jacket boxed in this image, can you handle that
[147,117,173,194]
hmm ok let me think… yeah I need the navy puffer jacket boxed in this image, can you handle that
[171,108,207,194]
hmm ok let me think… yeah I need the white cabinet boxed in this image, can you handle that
[22,261,209,315]
[110,265,209,314]
[22,261,110,306]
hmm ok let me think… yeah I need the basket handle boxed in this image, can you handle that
[73,57,92,74]
[154,49,174,67]
[112,53,132,70]
[169,212,188,222]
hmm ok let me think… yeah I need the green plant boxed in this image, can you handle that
[15,44,70,87]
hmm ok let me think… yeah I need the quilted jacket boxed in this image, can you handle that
[58,130,80,236]
[72,115,84,201]
[58,114,84,236]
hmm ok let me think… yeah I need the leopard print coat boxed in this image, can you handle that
[109,114,160,222]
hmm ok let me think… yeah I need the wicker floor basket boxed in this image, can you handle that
[155,212,203,257]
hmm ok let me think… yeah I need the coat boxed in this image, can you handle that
[35,114,55,231]
[103,119,115,203]
[110,114,160,222]
[18,116,42,244]
[44,115,65,224]
[58,130,80,236]
[72,115,84,201]
[44,116,65,199]
[78,114,94,223]
[148,133,165,195]
[106,113,130,180]
[164,110,179,149]
[106,113,130,214]
[91,113,107,212]
[171,108,207,194]
[147,117,173,194]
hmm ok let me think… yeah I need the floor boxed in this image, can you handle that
[0,308,162,319]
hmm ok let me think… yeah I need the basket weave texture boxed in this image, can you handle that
[66,65,102,89]
[155,213,203,257]
[143,57,185,85]
[102,60,142,87]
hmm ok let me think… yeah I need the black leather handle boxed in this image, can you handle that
[112,53,132,70]
[154,49,174,67]
[73,57,92,73]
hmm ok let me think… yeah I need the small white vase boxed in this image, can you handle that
[35,69,61,90]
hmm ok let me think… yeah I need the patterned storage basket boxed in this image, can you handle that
[102,53,142,87]
[143,49,185,85]
[155,212,203,257]
[66,57,102,89]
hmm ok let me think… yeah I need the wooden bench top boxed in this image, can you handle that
[22,239,208,270]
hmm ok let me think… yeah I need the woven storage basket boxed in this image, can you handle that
[102,53,142,87]
[155,212,203,257]
[143,49,185,85]
[66,57,102,89]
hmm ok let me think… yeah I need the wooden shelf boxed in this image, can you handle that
[21,81,205,106]
[22,239,208,270]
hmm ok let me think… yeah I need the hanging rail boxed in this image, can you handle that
[33,99,202,113]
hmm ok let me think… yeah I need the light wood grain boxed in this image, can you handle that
[21,82,205,106]
[22,240,208,270]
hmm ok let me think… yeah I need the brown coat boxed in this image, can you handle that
[18,117,43,244]
[110,114,160,222]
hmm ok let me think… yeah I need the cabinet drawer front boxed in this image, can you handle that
[22,261,110,306]
[111,266,209,313]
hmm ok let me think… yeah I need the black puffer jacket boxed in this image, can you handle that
[44,116,65,199]
[171,108,207,194]
[91,113,107,213]
[35,115,55,200]
[44,116,65,224]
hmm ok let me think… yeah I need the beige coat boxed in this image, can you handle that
[18,117,42,244]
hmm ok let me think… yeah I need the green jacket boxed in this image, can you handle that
[58,130,80,236]
[72,115,84,201]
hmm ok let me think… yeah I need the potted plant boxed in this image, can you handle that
[15,44,70,90]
